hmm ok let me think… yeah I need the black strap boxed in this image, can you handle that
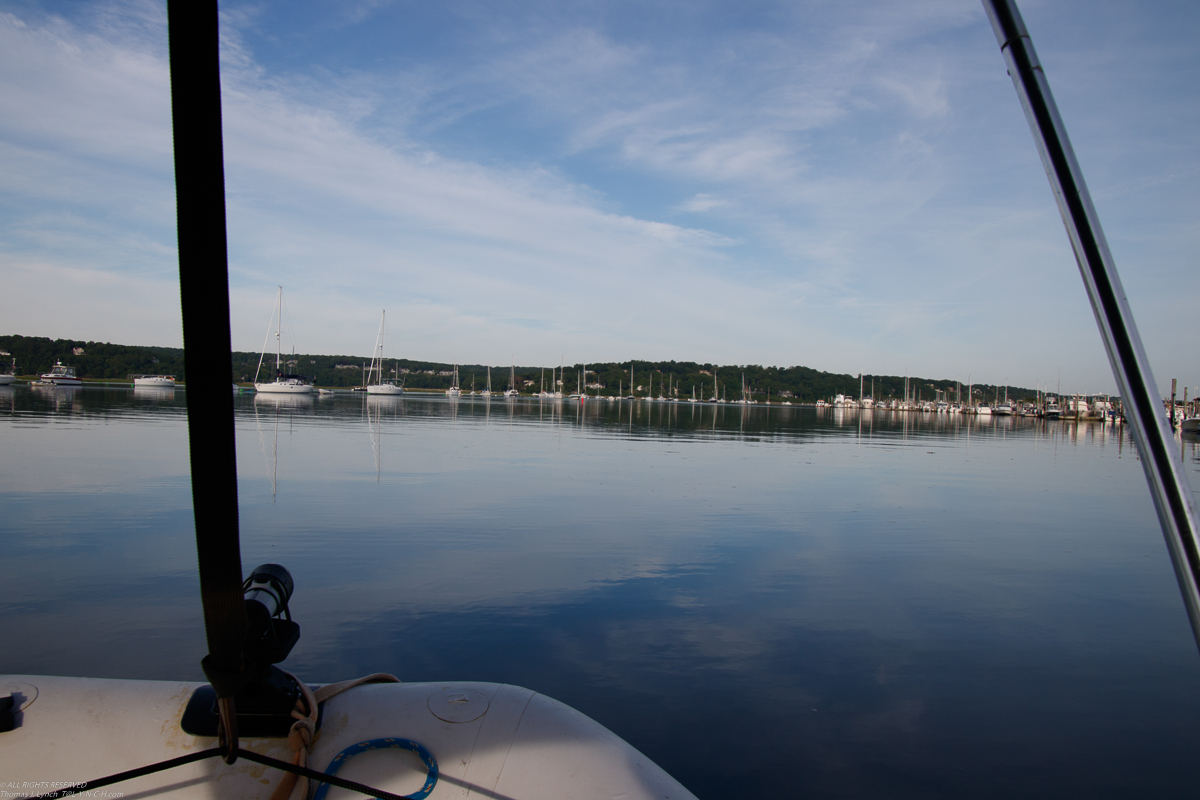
[165,0,248,701]
[23,747,411,800]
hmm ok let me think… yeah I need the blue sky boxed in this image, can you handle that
[0,0,1196,395]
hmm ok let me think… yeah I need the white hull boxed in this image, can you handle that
[255,381,315,394]
[366,383,404,395]
[0,675,695,800]
[134,376,176,387]
[0,374,15,385]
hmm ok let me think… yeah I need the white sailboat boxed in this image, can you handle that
[482,366,494,397]
[504,361,519,397]
[446,364,461,397]
[994,385,1013,415]
[254,287,315,395]
[735,373,749,405]
[365,310,404,395]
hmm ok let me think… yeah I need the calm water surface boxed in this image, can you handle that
[3,385,1200,798]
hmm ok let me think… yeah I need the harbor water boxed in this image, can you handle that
[2,385,1200,798]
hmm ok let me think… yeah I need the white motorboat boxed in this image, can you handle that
[133,374,176,388]
[35,360,83,386]
[254,287,315,395]
[365,310,404,396]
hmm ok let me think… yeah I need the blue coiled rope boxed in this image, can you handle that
[312,737,439,800]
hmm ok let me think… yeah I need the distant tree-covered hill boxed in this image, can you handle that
[0,335,186,381]
[1,334,1039,401]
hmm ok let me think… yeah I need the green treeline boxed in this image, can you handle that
[0,335,187,381]
[1,334,1038,401]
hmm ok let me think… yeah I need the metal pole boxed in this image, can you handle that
[167,0,247,760]
[1171,378,1178,430]
[983,0,1200,650]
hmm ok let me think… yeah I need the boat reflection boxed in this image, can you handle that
[30,383,81,410]
[132,385,176,402]
[253,391,314,410]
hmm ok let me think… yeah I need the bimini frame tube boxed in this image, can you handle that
[167,0,248,761]
[982,0,1200,649]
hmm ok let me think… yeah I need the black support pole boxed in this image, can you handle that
[166,0,247,761]
[982,0,1200,651]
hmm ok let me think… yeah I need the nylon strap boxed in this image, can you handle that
[23,747,411,800]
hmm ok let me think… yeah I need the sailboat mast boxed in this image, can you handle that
[275,285,282,375]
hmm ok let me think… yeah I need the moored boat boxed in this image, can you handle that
[365,310,404,396]
[504,362,519,398]
[254,287,315,395]
[35,360,83,386]
[133,374,176,388]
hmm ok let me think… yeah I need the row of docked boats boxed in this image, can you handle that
[816,393,1122,420]
[0,356,177,389]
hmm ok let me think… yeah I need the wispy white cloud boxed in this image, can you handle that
[678,194,729,214]
[0,0,1196,391]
